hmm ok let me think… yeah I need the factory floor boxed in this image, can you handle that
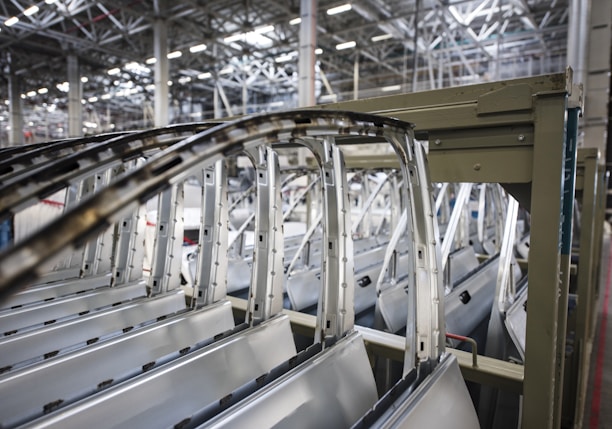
[584,234,611,429]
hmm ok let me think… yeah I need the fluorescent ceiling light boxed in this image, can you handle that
[125,62,150,74]
[371,33,393,42]
[315,48,323,55]
[37,87,48,94]
[145,57,156,64]
[101,93,112,100]
[80,76,88,83]
[254,25,274,34]
[178,76,192,84]
[24,5,39,16]
[275,52,296,63]
[189,43,207,53]
[220,66,234,75]
[145,84,155,91]
[107,67,121,75]
[381,85,401,92]
[56,82,69,92]
[26,91,36,97]
[4,17,19,27]
[224,34,242,43]
[198,72,212,79]
[168,80,173,86]
[88,96,98,103]
[45,0,56,3]
[327,3,352,15]
[290,17,301,25]
[20,94,26,99]
[269,101,284,107]
[167,50,182,59]
[335,41,356,50]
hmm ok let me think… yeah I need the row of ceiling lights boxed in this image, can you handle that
[2,0,57,28]
[5,2,397,106]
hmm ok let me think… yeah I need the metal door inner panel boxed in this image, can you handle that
[359,354,479,429]
[445,257,500,339]
[0,281,146,335]
[20,313,294,429]
[0,273,112,310]
[202,331,377,429]
[0,290,186,371]
[0,299,235,428]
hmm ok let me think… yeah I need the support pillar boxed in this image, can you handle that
[8,73,23,146]
[353,54,359,100]
[298,0,317,107]
[67,54,83,138]
[154,15,169,127]
[567,0,591,88]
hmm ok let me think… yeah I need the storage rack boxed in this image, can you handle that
[307,70,605,428]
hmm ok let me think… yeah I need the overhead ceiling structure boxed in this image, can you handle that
[0,0,570,135]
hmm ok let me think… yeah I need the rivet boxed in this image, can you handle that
[473,163,481,171]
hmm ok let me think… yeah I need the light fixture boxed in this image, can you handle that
[107,67,121,75]
[145,57,156,65]
[198,72,212,79]
[37,87,48,94]
[4,17,19,27]
[371,33,393,42]
[45,0,57,4]
[81,76,88,83]
[24,5,39,16]
[88,96,98,103]
[26,91,36,97]
[178,76,192,84]
[335,41,356,50]
[289,17,301,25]
[56,82,69,92]
[381,85,401,92]
[168,80,173,86]
[101,93,112,100]
[224,34,243,43]
[167,50,182,59]
[275,52,296,63]
[20,94,26,99]
[315,48,323,55]
[220,66,234,75]
[81,99,86,104]
[327,3,352,15]
[189,43,207,53]
[254,25,274,34]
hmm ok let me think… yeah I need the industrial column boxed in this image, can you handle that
[567,0,591,90]
[8,73,23,146]
[153,2,169,127]
[67,54,83,138]
[297,0,317,107]
[522,92,571,429]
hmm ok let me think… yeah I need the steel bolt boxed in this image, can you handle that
[517,134,525,142]
[434,139,441,145]
[473,163,481,171]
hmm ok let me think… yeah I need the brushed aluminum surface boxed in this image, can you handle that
[0,299,235,428]
[201,331,377,429]
[0,281,146,335]
[20,313,293,429]
[0,289,185,370]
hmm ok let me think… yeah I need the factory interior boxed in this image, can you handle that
[0,0,611,428]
